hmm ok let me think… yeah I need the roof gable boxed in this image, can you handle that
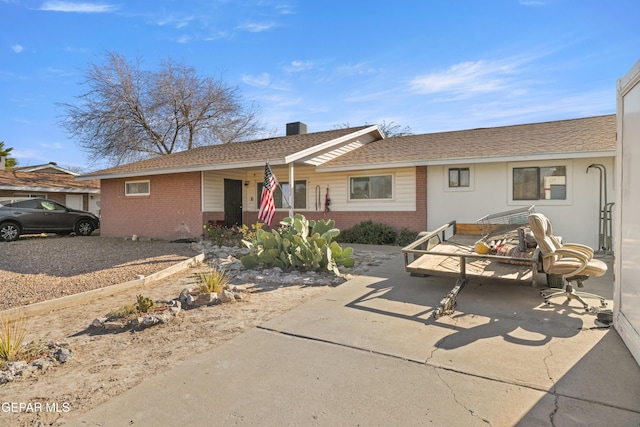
[12,162,78,175]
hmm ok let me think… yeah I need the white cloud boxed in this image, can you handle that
[154,15,194,29]
[40,141,65,150]
[242,73,273,88]
[275,4,295,15]
[11,44,23,53]
[236,22,275,32]
[336,62,380,76]
[39,1,118,13]
[284,60,313,73]
[242,73,289,91]
[410,59,519,97]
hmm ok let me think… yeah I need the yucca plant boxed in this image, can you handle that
[198,268,231,294]
[0,313,29,362]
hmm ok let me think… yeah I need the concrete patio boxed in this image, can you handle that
[66,245,640,426]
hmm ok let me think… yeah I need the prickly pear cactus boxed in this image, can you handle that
[240,215,355,276]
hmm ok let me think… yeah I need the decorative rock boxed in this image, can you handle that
[0,371,14,384]
[233,292,244,300]
[196,292,217,305]
[7,361,28,371]
[169,300,182,314]
[218,289,236,303]
[32,358,54,372]
[91,317,107,328]
[55,348,74,363]
[103,321,126,330]
[178,289,196,306]
[142,315,159,326]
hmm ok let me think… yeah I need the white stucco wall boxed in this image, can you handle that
[427,156,615,250]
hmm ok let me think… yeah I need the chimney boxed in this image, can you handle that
[0,157,5,170]
[286,122,307,136]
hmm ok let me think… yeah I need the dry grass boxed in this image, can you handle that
[0,313,29,364]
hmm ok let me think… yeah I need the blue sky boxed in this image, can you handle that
[2,0,639,171]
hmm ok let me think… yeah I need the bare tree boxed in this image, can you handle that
[60,52,266,165]
[334,120,412,138]
[377,120,412,138]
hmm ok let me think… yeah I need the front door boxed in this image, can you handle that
[224,179,243,227]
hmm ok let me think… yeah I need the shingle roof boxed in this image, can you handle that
[320,115,616,170]
[0,170,100,193]
[79,126,371,179]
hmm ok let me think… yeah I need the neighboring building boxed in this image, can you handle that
[77,116,615,249]
[11,161,79,175]
[0,162,100,214]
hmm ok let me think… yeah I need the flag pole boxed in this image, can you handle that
[288,162,294,217]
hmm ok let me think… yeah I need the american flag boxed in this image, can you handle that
[258,163,278,225]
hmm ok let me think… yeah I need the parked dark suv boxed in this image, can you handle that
[0,198,100,242]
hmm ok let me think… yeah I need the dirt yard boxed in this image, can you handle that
[0,235,376,426]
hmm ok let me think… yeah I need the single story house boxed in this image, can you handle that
[0,162,100,214]
[77,115,615,249]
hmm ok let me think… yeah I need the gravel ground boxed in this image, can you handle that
[0,234,200,311]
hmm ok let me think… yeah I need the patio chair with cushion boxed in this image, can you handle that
[527,213,608,311]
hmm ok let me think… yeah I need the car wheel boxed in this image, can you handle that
[75,219,95,236]
[0,222,20,242]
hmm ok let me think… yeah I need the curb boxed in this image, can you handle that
[0,253,206,319]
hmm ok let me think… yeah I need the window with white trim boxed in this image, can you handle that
[449,167,470,188]
[257,180,307,209]
[125,180,150,196]
[349,175,393,200]
[444,165,474,192]
[513,166,566,200]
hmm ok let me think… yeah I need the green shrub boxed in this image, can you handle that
[106,304,138,321]
[395,228,419,247]
[240,214,354,276]
[338,220,397,245]
[135,294,154,313]
[203,224,241,247]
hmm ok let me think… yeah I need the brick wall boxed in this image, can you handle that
[100,172,202,240]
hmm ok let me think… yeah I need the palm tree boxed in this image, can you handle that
[0,141,17,169]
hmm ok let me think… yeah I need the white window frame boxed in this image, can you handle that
[125,180,150,196]
[508,160,572,206]
[444,165,475,192]
[348,174,394,201]
[256,180,307,210]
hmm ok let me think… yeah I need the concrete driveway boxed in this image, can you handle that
[66,246,640,426]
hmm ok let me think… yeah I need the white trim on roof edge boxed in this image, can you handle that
[284,125,382,164]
